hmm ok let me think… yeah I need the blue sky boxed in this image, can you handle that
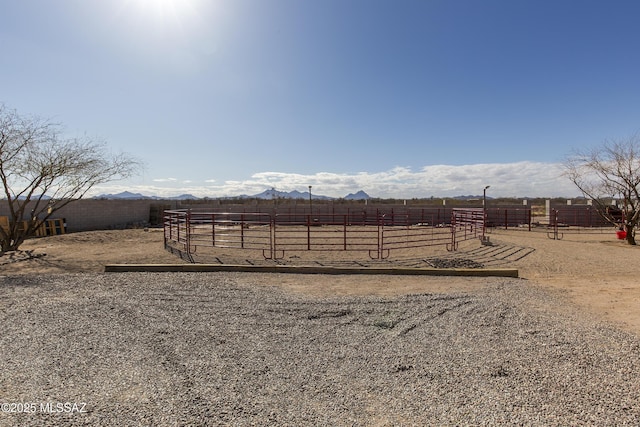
[2,0,639,198]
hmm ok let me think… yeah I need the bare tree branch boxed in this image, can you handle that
[564,134,640,244]
[0,104,140,253]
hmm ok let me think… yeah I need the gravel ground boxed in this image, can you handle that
[1,272,639,426]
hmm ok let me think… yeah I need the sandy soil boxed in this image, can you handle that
[2,226,639,334]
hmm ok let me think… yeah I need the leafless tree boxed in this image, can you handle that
[565,134,640,245]
[0,104,140,253]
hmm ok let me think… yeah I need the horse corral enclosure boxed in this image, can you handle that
[160,201,624,268]
[163,208,487,263]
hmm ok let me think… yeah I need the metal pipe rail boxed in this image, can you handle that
[164,208,488,261]
[449,208,484,250]
[545,208,617,239]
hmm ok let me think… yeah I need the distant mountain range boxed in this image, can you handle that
[95,191,152,200]
[92,190,498,201]
[344,190,371,200]
[94,191,200,200]
[94,189,372,201]
[246,188,351,200]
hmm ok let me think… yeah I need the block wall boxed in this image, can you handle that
[0,199,156,232]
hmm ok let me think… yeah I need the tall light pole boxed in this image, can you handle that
[308,185,313,215]
[483,185,490,241]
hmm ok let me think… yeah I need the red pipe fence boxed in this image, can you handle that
[163,208,485,261]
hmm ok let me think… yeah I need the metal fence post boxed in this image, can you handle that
[343,215,347,250]
[186,209,191,255]
[307,214,311,250]
[377,213,383,259]
[270,215,276,259]
[211,213,216,246]
[241,214,245,248]
[448,211,457,251]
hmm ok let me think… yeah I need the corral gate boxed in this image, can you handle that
[164,208,486,261]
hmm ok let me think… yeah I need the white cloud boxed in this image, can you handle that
[91,162,580,198]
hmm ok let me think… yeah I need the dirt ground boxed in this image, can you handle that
[2,226,639,334]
